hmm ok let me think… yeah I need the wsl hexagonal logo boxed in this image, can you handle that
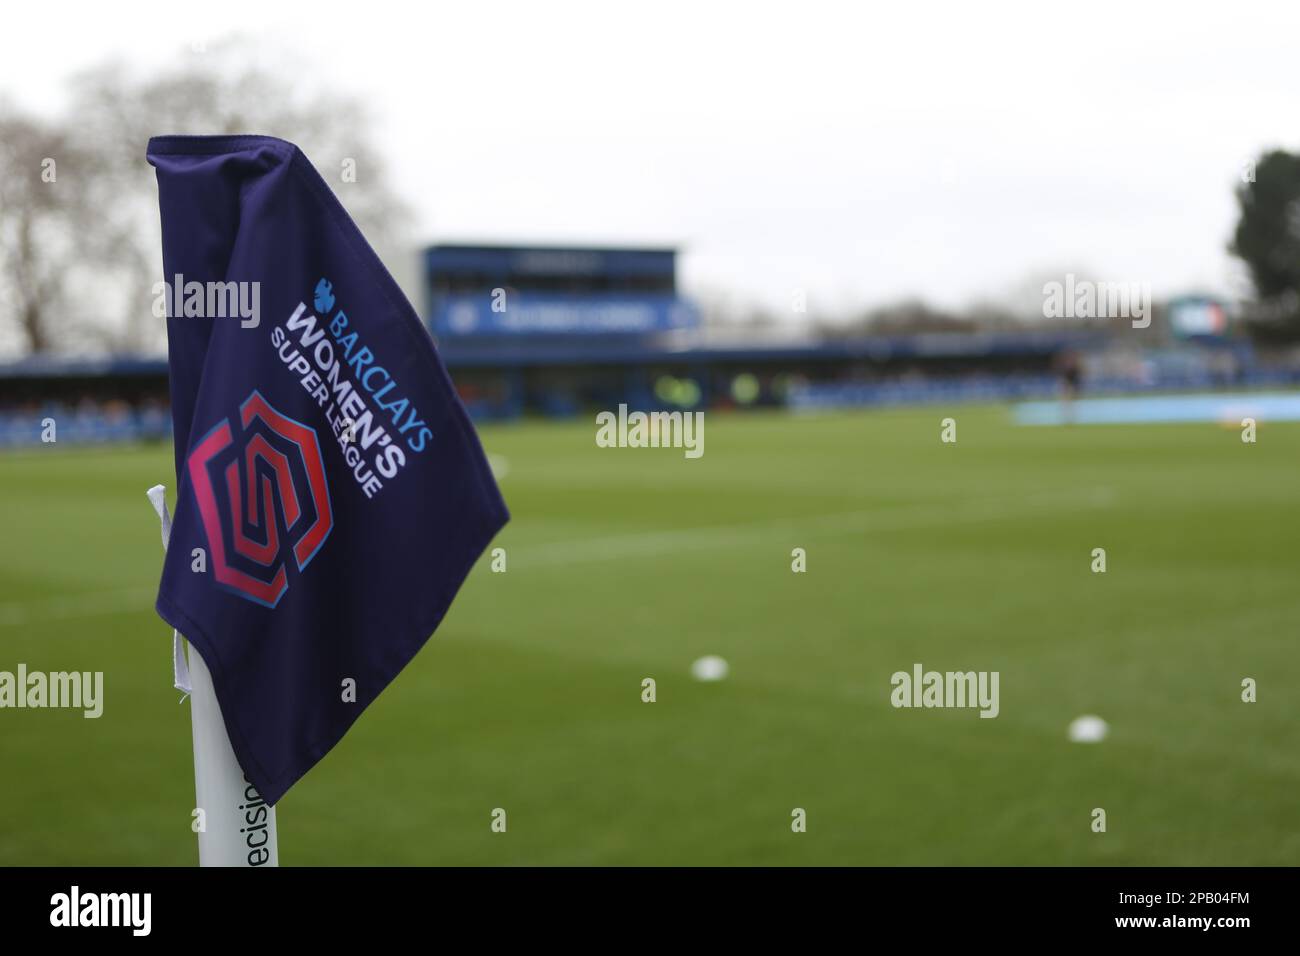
[187,391,333,607]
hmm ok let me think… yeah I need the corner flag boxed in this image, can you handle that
[147,135,508,807]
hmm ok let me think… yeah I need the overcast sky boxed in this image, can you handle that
[4,0,1297,320]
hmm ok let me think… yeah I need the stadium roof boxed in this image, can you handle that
[0,332,1112,380]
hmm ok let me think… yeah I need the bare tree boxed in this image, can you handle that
[59,37,411,353]
[0,105,98,353]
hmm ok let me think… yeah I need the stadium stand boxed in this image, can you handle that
[2,247,1296,445]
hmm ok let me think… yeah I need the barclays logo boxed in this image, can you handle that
[314,278,336,315]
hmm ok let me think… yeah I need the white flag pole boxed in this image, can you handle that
[147,484,279,867]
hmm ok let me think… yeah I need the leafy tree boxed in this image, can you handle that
[1231,149,1300,338]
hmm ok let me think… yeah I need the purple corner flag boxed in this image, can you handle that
[147,135,508,805]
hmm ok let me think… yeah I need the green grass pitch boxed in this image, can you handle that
[1,404,1297,865]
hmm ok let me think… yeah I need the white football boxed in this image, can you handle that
[691,655,729,682]
[1068,715,1109,743]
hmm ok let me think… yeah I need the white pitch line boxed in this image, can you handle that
[514,486,1117,568]
[0,586,157,628]
[0,487,1117,625]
